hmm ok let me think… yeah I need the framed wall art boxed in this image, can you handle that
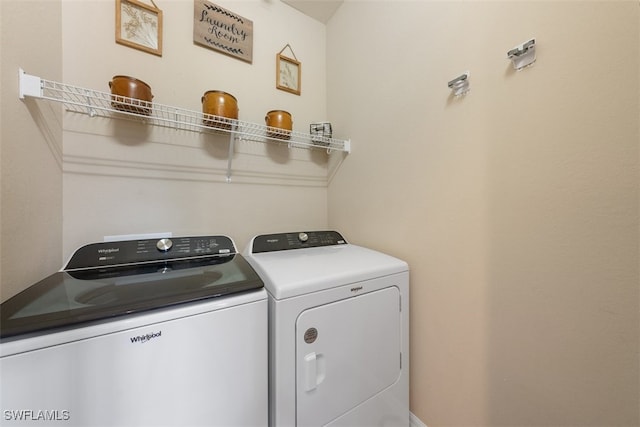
[116,0,163,56]
[276,53,301,95]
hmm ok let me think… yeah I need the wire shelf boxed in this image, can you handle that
[18,69,351,154]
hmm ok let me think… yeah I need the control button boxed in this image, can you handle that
[156,238,173,252]
[298,232,309,242]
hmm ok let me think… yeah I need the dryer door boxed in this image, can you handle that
[296,286,401,426]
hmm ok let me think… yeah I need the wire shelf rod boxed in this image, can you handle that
[19,69,351,154]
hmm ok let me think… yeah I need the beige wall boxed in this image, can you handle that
[1,0,334,297]
[327,1,639,425]
[0,0,336,277]
[1,1,63,301]
[59,0,334,260]
[2,0,639,425]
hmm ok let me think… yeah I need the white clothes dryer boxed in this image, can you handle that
[244,231,409,427]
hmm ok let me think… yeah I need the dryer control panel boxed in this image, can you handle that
[251,231,347,253]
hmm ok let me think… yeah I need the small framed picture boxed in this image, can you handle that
[116,0,163,57]
[276,54,301,95]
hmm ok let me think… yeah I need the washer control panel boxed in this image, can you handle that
[65,235,235,269]
[250,231,347,253]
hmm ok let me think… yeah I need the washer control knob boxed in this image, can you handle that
[156,238,173,252]
[298,232,309,242]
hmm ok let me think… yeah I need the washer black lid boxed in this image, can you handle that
[1,236,263,339]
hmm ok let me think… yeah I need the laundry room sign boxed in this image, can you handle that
[193,0,253,63]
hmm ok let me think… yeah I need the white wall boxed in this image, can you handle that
[1,1,63,301]
[60,0,333,259]
[1,0,335,298]
[327,1,639,425]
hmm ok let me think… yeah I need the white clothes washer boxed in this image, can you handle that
[244,231,409,427]
[1,235,268,427]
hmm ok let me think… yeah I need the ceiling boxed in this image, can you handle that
[281,0,344,23]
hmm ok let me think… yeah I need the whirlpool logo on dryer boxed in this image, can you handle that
[130,331,162,344]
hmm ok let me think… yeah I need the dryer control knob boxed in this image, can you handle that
[156,238,173,252]
[298,232,309,242]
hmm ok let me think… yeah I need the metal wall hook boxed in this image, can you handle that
[448,72,470,97]
[508,38,536,70]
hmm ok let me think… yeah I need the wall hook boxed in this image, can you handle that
[507,38,536,70]
[448,72,470,97]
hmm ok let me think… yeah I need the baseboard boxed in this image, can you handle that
[410,412,427,427]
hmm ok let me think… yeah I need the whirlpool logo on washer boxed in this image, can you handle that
[350,286,363,293]
[130,331,162,344]
[97,248,120,254]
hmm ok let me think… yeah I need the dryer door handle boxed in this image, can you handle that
[303,352,326,392]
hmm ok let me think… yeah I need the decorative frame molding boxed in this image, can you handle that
[276,53,301,95]
[115,0,163,56]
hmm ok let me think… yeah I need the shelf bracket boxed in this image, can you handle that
[226,126,236,183]
[85,89,98,117]
[343,139,351,154]
[19,68,43,99]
